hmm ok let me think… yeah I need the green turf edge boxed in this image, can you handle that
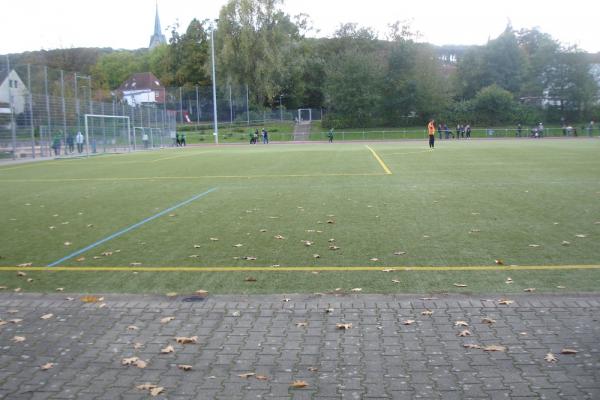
[1,270,598,295]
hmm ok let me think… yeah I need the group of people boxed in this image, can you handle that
[51,131,85,156]
[249,128,269,144]
[174,132,186,146]
[435,123,472,140]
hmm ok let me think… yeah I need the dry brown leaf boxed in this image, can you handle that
[178,364,193,371]
[160,316,175,324]
[175,336,198,344]
[290,380,309,388]
[136,383,158,391]
[505,277,513,284]
[65,297,74,301]
[455,321,469,327]
[14,288,21,292]
[296,321,308,328]
[545,353,558,362]
[453,283,468,287]
[17,263,32,267]
[528,244,541,248]
[127,325,139,331]
[55,287,64,292]
[238,372,256,378]
[560,348,578,354]
[64,241,72,246]
[0,286,7,290]
[463,343,481,349]
[381,268,395,272]
[329,245,340,250]
[17,271,27,277]
[325,308,334,313]
[326,220,335,224]
[243,256,257,261]
[393,251,407,256]
[40,313,53,320]
[101,251,113,256]
[245,276,257,282]
[307,367,319,372]
[76,257,86,262]
[351,288,362,292]
[421,310,433,316]
[482,317,497,324]
[402,320,415,325]
[392,279,401,283]
[336,323,353,330]
[274,235,286,240]
[161,345,175,354]
[498,299,514,305]
[575,234,587,238]
[561,241,571,246]
[523,288,536,292]
[80,295,101,303]
[255,375,269,381]
[195,289,209,296]
[150,387,164,397]
[27,278,34,283]
[12,336,25,343]
[188,254,200,258]
[122,357,147,368]
[9,319,23,324]
[369,257,379,262]
[313,254,320,258]
[98,303,106,309]
[233,243,244,247]
[483,345,506,352]
[458,329,472,337]
[556,285,566,289]
[494,259,504,265]
[134,342,143,349]
[130,262,142,266]
[40,362,54,370]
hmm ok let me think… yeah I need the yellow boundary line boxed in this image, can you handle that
[365,145,392,175]
[0,172,386,183]
[1,265,599,272]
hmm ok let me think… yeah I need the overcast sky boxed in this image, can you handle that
[1,0,598,55]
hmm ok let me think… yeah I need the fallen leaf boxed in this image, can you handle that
[282,297,291,302]
[160,316,175,324]
[243,256,257,261]
[463,344,481,349]
[40,362,54,370]
[483,345,506,352]
[370,258,380,262]
[233,244,244,247]
[455,321,469,327]
[556,285,566,289]
[17,271,27,277]
[381,268,395,272]
[55,288,64,292]
[421,310,433,316]
[351,288,362,292]
[188,254,200,258]
[505,277,513,284]
[14,288,21,292]
[81,295,100,303]
[122,357,147,368]
[325,308,334,313]
[458,330,472,337]
[482,317,497,324]
[101,251,113,256]
[326,220,335,224]
[178,364,193,371]
[127,325,139,331]
[12,336,26,343]
[49,226,55,230]
[302,240,314,246]
[494,259,504,265]
[523,288,536,292]
[27,278,34,282]
[328,238,335,243]
[561,241,571,246]
[255,375,269,381]
[134,342,143,349]
[329,245,340,250]
[245,276,257,282]
[307,367,319,372]
[313,254,320,258]
[40,313,53,320]
[393,251,406,256]
[195,289,209,296]
[402,320,415,325]
[545,353,558,362]
[453,283,468,287]
[65,297,74,301]
[260,229,267,232]
[296,322,308,328]
[17,263,32,267]
[64,241,72,246]
[238,373,256,378]
[174,336,198,344]
[150,387,164,397]
[0,286,7,290]
[290,380,309,388]
[161,345,175,354]
[9,319,23,324]
[575,234,587,238]
[560,348,578,354]
[498,299,514,305]
[528,244,541,248]
[392,279,401,283]
[136,383,158,391]
[274,235,286,240]
[336,323,353,330]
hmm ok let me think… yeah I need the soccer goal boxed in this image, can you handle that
[84,114,131,155]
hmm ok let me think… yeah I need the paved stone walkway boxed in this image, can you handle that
[0,293,599,399]
[293,122,311,141]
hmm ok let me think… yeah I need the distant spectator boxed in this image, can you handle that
[587,121,594,137]
[142,132,149,149]
[538,122,544,138]
[180,133,186,146]
[516,123,522,137]
[465,124,471,138]
[328,128,334,143]
[437,124,442,139]
[51,132,61,156]
[76,131,84,153]
[262,128,269,144]
[66,133,74,153]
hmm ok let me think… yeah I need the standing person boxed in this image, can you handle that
[456,124,461,139]
[142,132,149,149]
[328,128,334,143]
[465,124,471,138]
[262,128,268,144]
[66,133,74,154]
[588,120,594,137]
[180,133,186,146]
[175,133,180,147]
[516,123,522,137]
[75,131,84,154]
[538,122,544,138]
[427,120,435,149]
[51,133,62,156]
[437,123,442,140]
[249,130,255,144]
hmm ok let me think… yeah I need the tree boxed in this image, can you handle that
[472,84,516,125]
[91,51,149,90]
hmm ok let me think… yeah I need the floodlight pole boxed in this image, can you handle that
[210,23,219,144]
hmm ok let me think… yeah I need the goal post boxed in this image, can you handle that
[84,114,131,156]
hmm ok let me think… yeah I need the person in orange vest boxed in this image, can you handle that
[427,120,436,149]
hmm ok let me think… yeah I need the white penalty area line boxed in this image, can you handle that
[4,265,600,272]
[365,146,392,175]
[46,187,218,267]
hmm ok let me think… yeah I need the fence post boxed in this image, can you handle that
[60,70,67,156]
[27,64,35,158]
[246,84,250,125]
[44,66,51,157]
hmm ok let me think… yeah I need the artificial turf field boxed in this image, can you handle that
[1,139,599,294]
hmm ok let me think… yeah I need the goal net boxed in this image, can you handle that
[84,114,131,155]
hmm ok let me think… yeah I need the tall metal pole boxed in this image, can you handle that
[195,85,200,127]
[6,56,16,160]
[178,87,183,124]
[44,66,51,157]
[279,94,283,121]
[246,84,250,125]
[210,25,218,144]
[27,64,35,158]
[60,70,67,155]
[229,85,233,124]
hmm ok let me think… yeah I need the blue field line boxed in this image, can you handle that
[47,187,218,267]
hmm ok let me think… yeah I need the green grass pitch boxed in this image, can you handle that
[1,139,599,294]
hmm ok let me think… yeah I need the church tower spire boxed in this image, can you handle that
[149,1,166,49]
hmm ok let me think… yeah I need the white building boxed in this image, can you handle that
[0,69,29,114]
[118,72,165,107]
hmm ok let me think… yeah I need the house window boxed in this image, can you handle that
[8,80,12,88]
[13,80,18,88]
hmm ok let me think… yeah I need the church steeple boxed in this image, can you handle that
[149,1,166,49]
